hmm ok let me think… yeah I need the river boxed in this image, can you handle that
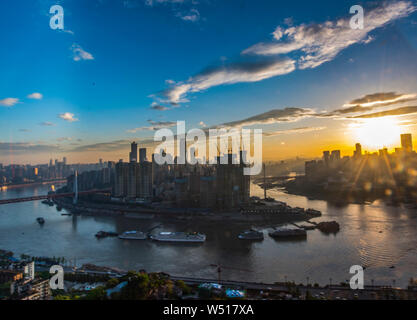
[0,183,416,287]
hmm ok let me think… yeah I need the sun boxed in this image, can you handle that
[350,117,402,150]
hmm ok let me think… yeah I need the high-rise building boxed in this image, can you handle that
[323,151,330,166]
[139,148,147,163]
[129,142,138,163]
[354,143,362,158]
[330,150,341,161]
[114,162,129,197]
[401,134,413,153]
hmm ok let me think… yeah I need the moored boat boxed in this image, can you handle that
[238,229,264,241]
[150,231,206,243]
[269,227,306,239]
[118,230,147,240]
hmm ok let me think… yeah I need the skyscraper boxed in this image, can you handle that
[139,148,147,163]
[401,134,413,153]
[354,143,362,158]
[129,142,138,163]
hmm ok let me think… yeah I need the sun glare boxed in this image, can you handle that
[350,117,402,150]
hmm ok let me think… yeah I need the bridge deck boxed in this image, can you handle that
[0,189,111,205]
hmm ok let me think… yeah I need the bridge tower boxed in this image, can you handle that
[73,170,78,205]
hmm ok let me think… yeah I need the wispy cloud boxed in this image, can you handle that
[177,8,200,22]
[126,120,177,133]
[58,112,79,122]
[321,92,417,117]
[150,102,171,111]
[243,1,416,69]
[217,107,314,128]
[71,43,94,61]
[0,142,60,153]
[263,126,326,137]
[69,138,156,153]
[154,1,415,106]
[39,121,55,126]
[19,129,31,133]
[343,92,417,108]
[27,92,43,100]
[57,137,73,142]
[0,98,19,107]
[350,106,417,119]
[159,58,296,104]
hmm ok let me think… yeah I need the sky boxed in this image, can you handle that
[1,0,417,164]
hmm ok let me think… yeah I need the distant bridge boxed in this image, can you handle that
[0,188,111,205]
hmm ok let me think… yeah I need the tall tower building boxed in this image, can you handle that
[401,134,413,153]
[139,148,147,163]
[129,142,138,163]
[354,143,362,158]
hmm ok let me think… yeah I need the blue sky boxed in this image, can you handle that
[1,0,417,164]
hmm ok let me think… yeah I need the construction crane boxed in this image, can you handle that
[209,263,252,282]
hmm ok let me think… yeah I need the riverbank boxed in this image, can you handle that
[53,197,320,226]
[257,176,417,208]
[0,179,67,191]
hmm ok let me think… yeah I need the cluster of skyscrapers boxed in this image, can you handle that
[108,142,250,209]
[304,134,416,199]
[113,142,153,200]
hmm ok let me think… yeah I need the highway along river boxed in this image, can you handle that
[0,183,416,287]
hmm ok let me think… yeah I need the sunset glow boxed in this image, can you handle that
[350,117,402,150]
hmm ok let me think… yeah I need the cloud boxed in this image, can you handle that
[218,107,314,128]
[344,92,417,108]
[27,92,43,100]
[58,112,79,122]
[263,126,326,137]
[0,142,60,153]
[62,29,74,35]
[350,106,417,119]
[69,138,157,153]
[321,92,417,117]
[71,43,94,61]
[243,1,416,69]
[199,121,207,128]
[144,0,186,7]
[154,2,415,106]
[159,58,296,104]
[0,98,19,107]
[150,102,170,111]
[19,129,31,133]
[126,120,177,133]
[40,121,55,126]
[177,8,200,22]
[57,137,72,142]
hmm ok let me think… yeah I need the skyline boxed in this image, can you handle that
[1,132,413,167]
[1,0,417,164]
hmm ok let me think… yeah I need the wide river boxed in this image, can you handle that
[0,183,416,287]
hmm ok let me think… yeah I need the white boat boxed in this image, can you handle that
[118,230,147,240]
[150,232,206,243]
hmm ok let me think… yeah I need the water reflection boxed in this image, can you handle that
[0,183,416,287]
